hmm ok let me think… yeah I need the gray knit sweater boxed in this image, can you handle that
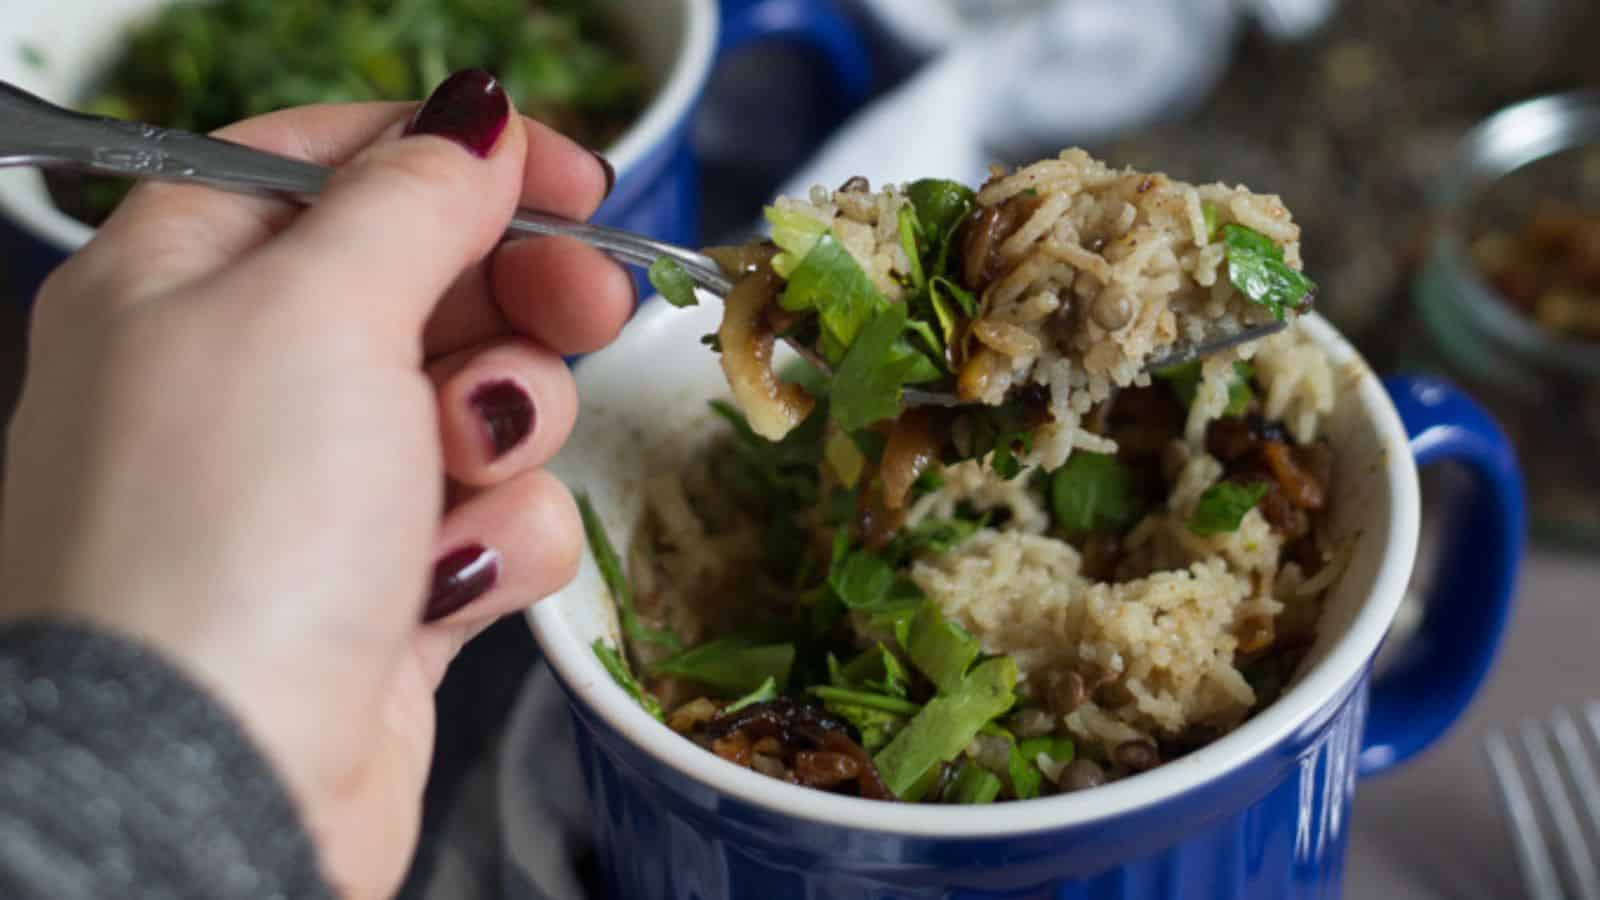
[0,621,335,899]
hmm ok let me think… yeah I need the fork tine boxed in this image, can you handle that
[1585,702,1600,759]
[1523,717,1600,900]
[1488,728,1567,900]
[1552,710,1600,860]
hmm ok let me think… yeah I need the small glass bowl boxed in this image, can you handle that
[1415,89,1600,547]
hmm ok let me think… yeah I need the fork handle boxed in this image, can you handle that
[0,79,732,293]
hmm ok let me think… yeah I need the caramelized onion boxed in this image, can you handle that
[880,409,941,510]
[971,319,1041,358]
[1261,442,1325,510]
[956,346,1011,402]
[717,270,816,440]
[707,699,893,800]
[856,481,906,550]
[961,206,1002,290]
[704,242,778,278]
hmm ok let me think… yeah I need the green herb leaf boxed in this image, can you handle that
[808,685,923,717]
[824,431,865,489]
[1050,452,1142,536]
[903,601,981,694]
[885,516,984,566]
[932,276,978,318]
[907,179,976,277]
[926,276,978,352]
[578,492,681,652]
[648,257,699,308]
[897,204,926,291]
[708,399,825,512]
[1155,360,1255,415]
[723,676,779,715]
[765,205,829,278]
[831,305,919,431]
[827,540,924,620]
[829,546,895,610]
[1201,202,1220,241]
[873,657,1018,798]
[1007,742,1043,799]
[1188,481,1270,536]
[1016,735,1075,768]
[904,317,944,361]
[778,232,888,361]
[652,638,795,696]
[1222,224,1315,319]
[831,643,912,697]
[815,698,909,754]
[593,639,662,720]
[947,761,1003,804]
[959,402,1035,480]
[899,760,948,802]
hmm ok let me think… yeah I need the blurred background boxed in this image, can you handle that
[2,0,1600,896]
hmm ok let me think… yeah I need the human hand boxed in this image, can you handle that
[0,70,632,898]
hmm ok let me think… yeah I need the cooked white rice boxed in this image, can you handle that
[902,324,1333,752]
[633,322,1337,764]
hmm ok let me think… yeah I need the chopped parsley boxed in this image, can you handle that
[577,492,682,652]
[1188,481,1270,536]
[1050,452,1142,535]
[652,638,795,696]
[1222,224,1316,320]
[593,639,662,720]
[647,257,699,308]
[1155,360,1255,416]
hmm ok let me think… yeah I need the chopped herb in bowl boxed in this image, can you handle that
[49,0,648,224]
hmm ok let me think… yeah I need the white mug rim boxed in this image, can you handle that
[0,0,719,253]
[529,305,1421,838]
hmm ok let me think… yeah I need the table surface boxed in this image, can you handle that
[1345,545,1599,899]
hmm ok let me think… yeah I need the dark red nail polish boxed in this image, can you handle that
[470,379,534,459]
[406,69,510,158]
[589,149,616,200]
[424,544,500,622]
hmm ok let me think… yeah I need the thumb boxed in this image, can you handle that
[222,70,529,354]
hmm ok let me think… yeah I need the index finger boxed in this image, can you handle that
[66,103,612,308]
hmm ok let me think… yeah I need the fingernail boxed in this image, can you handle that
[470,379,534,459]
[406,69,510,158]
[424,544,500,622]
[588,149,616,200]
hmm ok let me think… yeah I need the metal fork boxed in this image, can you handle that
[1485,703,1600,900]
[0,78,1284,405]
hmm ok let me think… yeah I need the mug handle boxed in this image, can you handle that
[717,0,874,112]
[1357,375,1526,776]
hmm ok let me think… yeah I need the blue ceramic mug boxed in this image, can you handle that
[0,0,871,284]
[526,300,1524,899]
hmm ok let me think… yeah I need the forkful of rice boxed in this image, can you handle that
[0,80,1301,466]
[647,149,1315,511]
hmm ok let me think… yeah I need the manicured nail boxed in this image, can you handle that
[470,379,534,459]
[424,544,500,622]
[406,69,510,158]
[589,149,616,200]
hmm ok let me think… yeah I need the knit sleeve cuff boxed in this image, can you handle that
[0,620,334,900]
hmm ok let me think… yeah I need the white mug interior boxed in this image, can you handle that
[531,300,1421,836]
[0,0,716,253]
